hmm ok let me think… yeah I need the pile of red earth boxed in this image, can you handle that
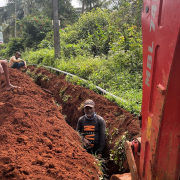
[0,66,141,179]
[0,68,101,180]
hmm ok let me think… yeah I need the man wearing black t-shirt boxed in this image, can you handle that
[76,99,106,158]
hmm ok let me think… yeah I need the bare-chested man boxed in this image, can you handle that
[9,51,27,69]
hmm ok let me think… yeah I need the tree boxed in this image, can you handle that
[79,0,104,13]
[35,0,78,27]
[0,0,78,43]
[20,15,52,49]
[0,0,24,42]
[52,0,60,58]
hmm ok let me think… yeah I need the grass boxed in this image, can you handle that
[22,49,142,115]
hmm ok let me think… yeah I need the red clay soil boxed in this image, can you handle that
[0,68,101,180]
[27,66,141,177]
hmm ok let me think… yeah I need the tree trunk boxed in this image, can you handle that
[14,0,17,37]
[24,0,29,17]
[52,0,60,59]
[82,0,85,13]
[90,1,92,10]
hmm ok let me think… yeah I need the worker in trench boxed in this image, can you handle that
[76,99,106,159]
[9,51,27,69]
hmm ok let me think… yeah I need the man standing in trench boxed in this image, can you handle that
[76,99,106,158]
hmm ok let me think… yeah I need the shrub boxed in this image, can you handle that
[19,15,52,49]
[37,40,53,49]
[5,37,24,57]
[22,49,54,65]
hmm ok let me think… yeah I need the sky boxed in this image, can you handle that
[71,0,81,8]
[0,0,6,7]
[0,0,81,8]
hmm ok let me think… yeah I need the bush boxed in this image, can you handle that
[0,44,8,58]
[60,8,111,56]
[19,15,52,49]
[42,50,55,66]
[61,42,90,58]
[5,37,24,57]
[37,40,53,49]
[22,49,54,65]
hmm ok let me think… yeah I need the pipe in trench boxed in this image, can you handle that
[39,65,126,103]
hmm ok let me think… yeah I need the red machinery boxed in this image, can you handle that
[111,0,180,179]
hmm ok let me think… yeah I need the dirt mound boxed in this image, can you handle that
[27,66,141,177]
[0,68,100,180]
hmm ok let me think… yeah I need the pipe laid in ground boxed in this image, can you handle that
[41,65,126,103]
[0,60,125,102]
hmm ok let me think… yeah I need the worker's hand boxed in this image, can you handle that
[83,138,91,148]
[97,154,102,159]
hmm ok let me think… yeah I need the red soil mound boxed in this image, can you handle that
[27,66,141,177]
[0,68,100,180]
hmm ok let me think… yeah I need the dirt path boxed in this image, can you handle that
[0,66,141,179]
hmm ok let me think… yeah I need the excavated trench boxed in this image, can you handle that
[25,65,141,179]
[0,65,141,179]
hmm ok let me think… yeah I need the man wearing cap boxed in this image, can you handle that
[76,99,106,158]
[9,51,27,69]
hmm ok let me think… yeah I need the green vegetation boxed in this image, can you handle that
[109,131,128,171]
[42,75,50,82]
[0,0,143,115]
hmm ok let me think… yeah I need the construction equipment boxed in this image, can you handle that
[111,0,180,179]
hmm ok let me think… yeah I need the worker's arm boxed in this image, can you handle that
[98,117,106,156]
[11,56,23,63]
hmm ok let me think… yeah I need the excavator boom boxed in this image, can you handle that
[111,0,180,179]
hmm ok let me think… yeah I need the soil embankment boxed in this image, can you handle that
[0,66,141,179]
[27,66,141,177]
[0,68,100,180]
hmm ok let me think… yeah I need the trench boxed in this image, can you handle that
[25,65,141,179]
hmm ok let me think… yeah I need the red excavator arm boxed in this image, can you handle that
[111,0,180,179]
[140,0,180,179]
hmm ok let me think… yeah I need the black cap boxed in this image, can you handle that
[84,99,95,108]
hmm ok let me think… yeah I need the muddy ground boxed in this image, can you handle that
[0,66,141,179]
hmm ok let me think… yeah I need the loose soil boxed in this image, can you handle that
[0,66,141,180]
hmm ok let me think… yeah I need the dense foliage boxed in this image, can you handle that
[0,0,143,115]
[19,15,52,49]
[0,0,78,43]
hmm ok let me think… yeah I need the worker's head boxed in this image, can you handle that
[83,99,95,118]
[15,51,21,58]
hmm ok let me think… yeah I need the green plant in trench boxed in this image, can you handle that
[42,75,50,82]
[35,73,43,81]
[62,94,72,102]
[94,156,107,180]
[25,68,37,80]
[109,131,128,171]
[59,87,67,97]
[59,87,72,102]
[25,68,31,76]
